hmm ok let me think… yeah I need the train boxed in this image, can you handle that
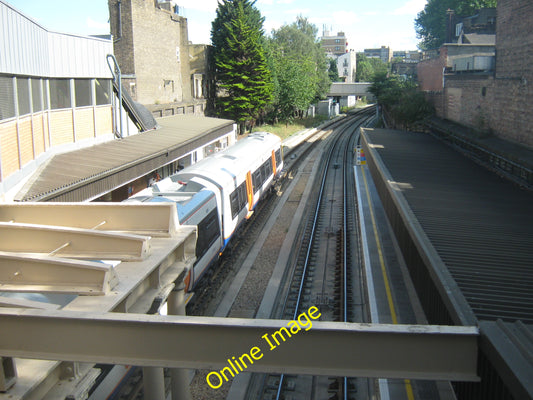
[127,131,283,291]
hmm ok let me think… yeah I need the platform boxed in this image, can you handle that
[361,127,533,399]
[14,115,234,202]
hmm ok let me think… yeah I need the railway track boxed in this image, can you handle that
[186,108,376,400]
[186,108,375,318]
[244,111,376,400]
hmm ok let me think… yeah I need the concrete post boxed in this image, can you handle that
[142,367,165,400]
[168,283,192,400]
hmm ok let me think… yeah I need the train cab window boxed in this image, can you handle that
[230,191,240,218]
[237,183,246,209]
[196,208,221,260]
[275,149,282,166]
[230,182,247,218]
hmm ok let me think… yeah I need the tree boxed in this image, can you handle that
[370,73,434,129]
[356,54,389,82]
[271,52,317,123]
[267,17,330,123]
[211,0,273,132]
[329,59,341,83]
[415,0,497,50]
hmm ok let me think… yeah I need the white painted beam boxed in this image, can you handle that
[0,309,479,382]
[0,296,60,309]
[0,203,179,237]
[0,222,150,260]
[0,252,118,295]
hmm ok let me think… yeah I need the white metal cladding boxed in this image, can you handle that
[0,1,49,75]
[0,1,112,78]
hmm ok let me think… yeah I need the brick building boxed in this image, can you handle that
[0,0,234,202]
[419,0,533,148]
[364,46,392,63]
[108,0,200,108]
[321,31,349,56]
[336,51,357,83]
[490,0,533,146]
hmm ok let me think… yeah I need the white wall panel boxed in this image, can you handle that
[1,1,112,78]
[0,1,49,76]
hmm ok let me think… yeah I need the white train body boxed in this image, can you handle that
[128,132,283,290]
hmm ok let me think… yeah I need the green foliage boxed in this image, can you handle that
[370,73,434,129]
[266,17,330,124]
[356,54,389,82]
[211,0,273,131]
[252,115,328,140]
[329,59,341,83]
[415,0,497,50]
[211,0,265,61]
[272,57,317,122]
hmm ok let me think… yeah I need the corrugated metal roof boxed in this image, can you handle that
[363,129,533,324]
[15,115,234,202]
[479,320,533,399]
[463,33,496,45]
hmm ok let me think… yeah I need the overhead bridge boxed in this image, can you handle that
[0,309,478,380]
[0,202,480,400]
[327,82,373,98]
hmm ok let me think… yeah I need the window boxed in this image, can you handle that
[49,79,71,109]
[230,191,240,218]
[275,149,282,166]
[43,80,49,110]
[31,79,42,112]
[252,160,274,193]
[261,159,272,182]
[195,208,220,260]
[75,79,92,107]
[252,169,262,193]
[0,76,15,120]
[230,182,247,218]
[17,78,31,116]
[95,79,111,105]
[203,142,217,157]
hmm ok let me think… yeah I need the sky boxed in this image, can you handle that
[6,0,428,51]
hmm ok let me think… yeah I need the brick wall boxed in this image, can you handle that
[490,0,533,147]
[109,0,135,76]
[95,107,112,136]
[444,75,495,132]
[424,92,445,116]
[423,0,533,148]
[32,114,46,156]
[0,121,19,178]
[50,110,75,146]
[110,0,192,105]
[418,48,446,92]
[75,108,96,141]
[0,106,112,183]
[18,117,34,166]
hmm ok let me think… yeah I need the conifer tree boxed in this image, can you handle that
[211,0,272,133]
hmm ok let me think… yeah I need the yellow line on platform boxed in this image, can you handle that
[361,166,415,400]
[361,166,397,324]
